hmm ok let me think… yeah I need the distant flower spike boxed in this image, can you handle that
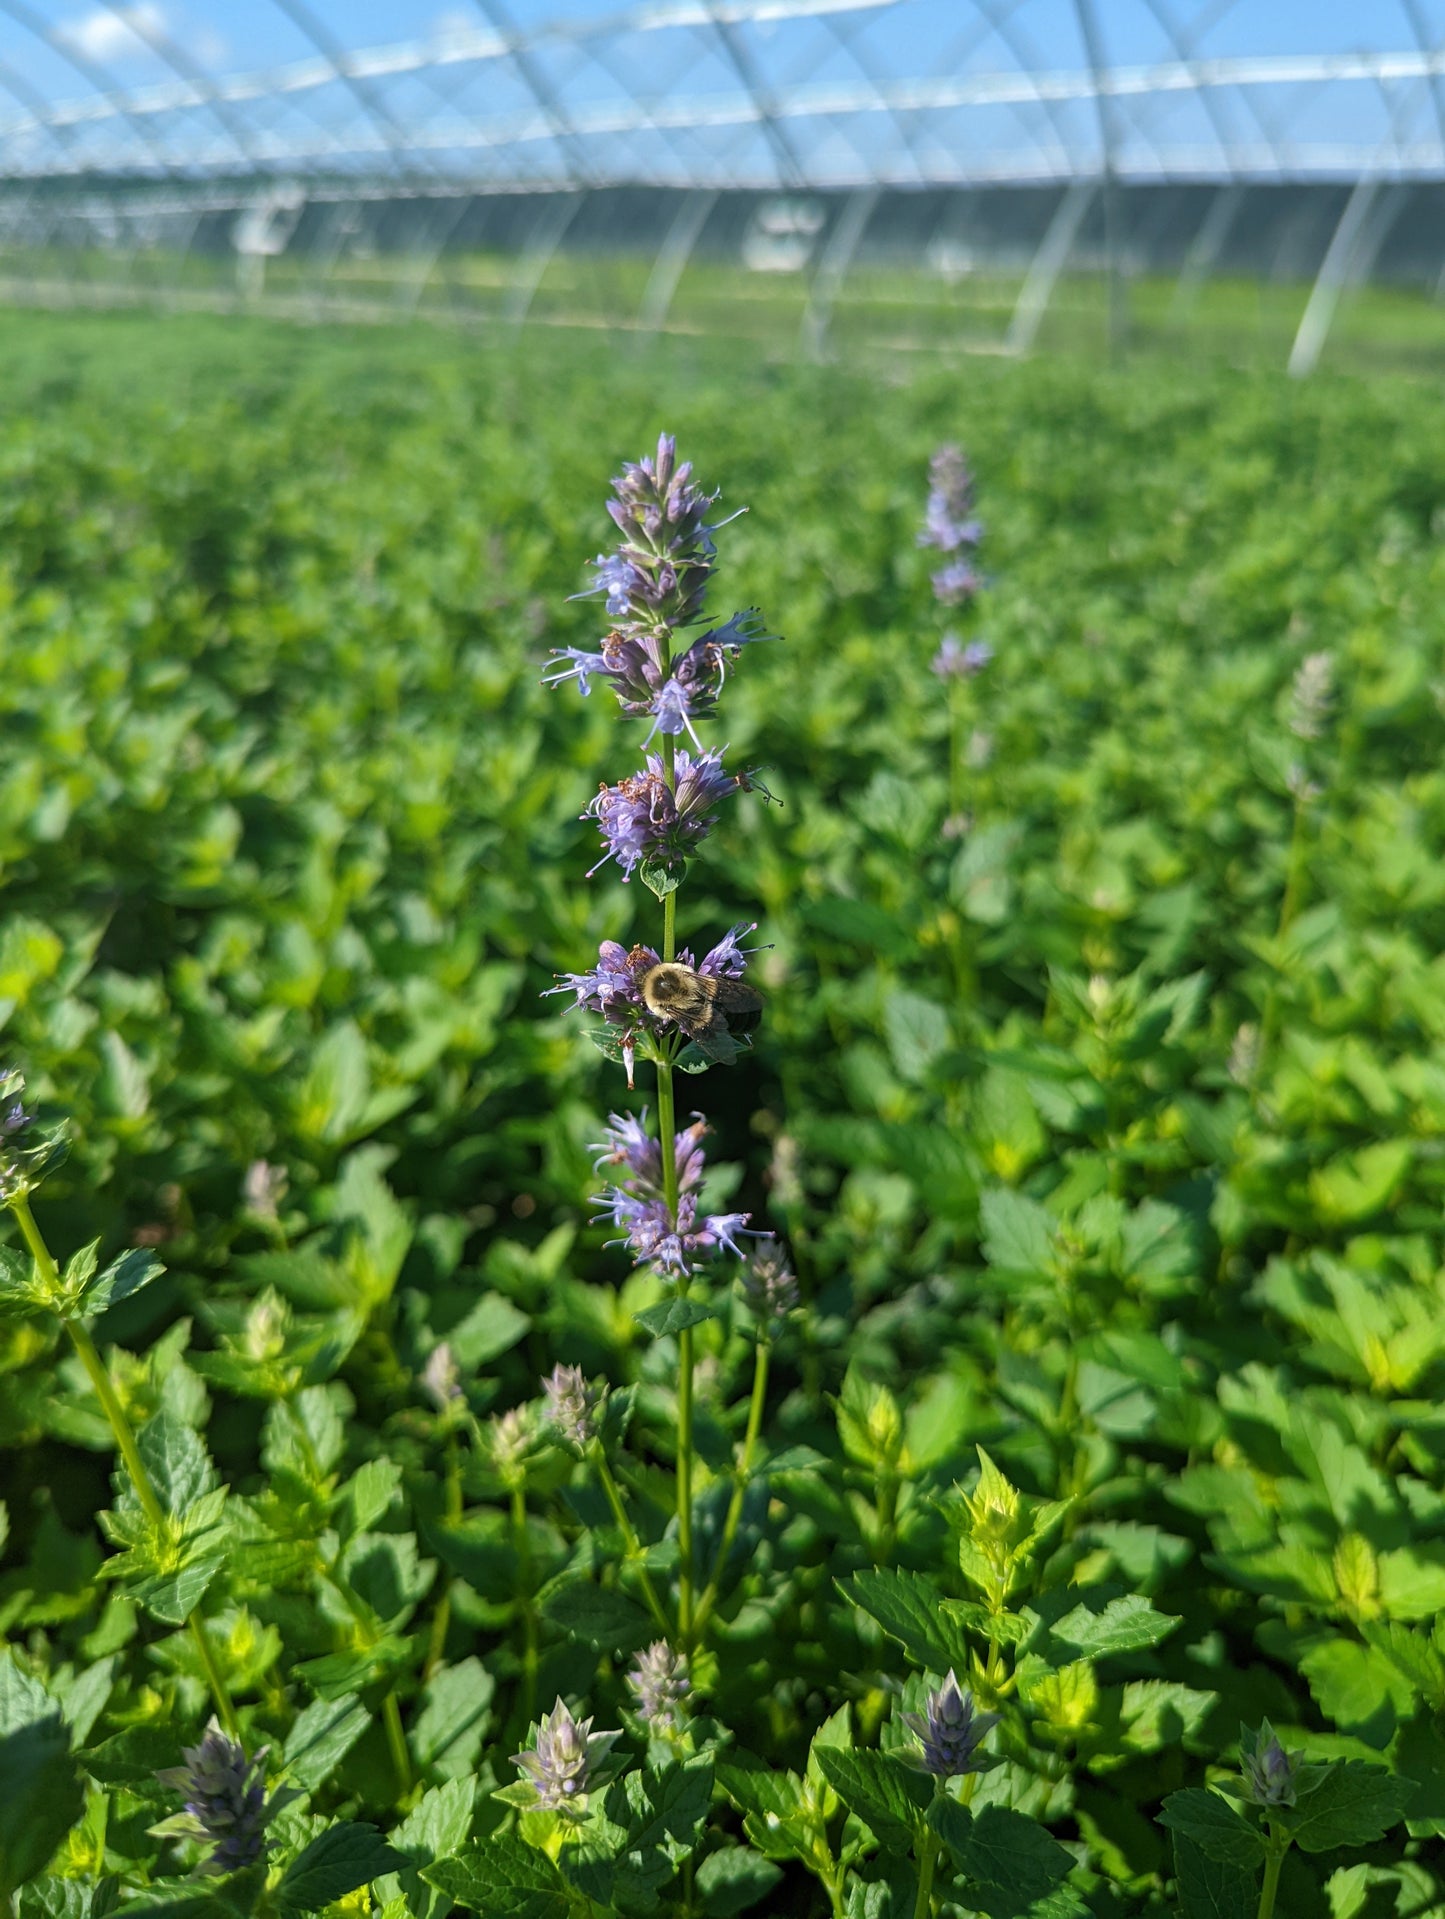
[542,1363,607,1449]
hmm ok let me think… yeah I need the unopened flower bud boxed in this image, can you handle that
[1243,1721,1301,1807]
[542,1363,607,1449]
[739,1242,799,1325]
[155,1721,276,1873]
[421,1342,463,1413]
[626,1642,691,1731]
[900,1672,998,1778]
[510,1697,621,1811]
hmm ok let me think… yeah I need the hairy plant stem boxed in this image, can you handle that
[512,1484,539,1732]
[9,1194,243,1745]
[590,1444,672,1636]
[657,734,697,1650]
[912,1821,942,1919]
[694,1336,770,1637]
[1255,1829,1288,1919]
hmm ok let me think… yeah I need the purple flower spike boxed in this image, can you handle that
[510,1698,622,1813]
[591,1109,755,1278]
[155,1720,279,1874]
[918,445,982,556]
[932,634,993,680]
[932,560,982,607]
[900,1671,999,1778]
[585,747,754,881]
[546,436,774,733]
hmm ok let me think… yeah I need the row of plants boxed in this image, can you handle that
[0,313,1443,1915]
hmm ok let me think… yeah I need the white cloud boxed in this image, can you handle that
[58,3,170,65]
[430,9,479,42]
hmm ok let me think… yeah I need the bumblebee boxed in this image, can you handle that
[639,962,764,1056]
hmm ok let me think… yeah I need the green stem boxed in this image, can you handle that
[1261,796,1308,1056]
[381,1689,413,1800]
[676,1314,695,1649]
[694,1338,770,1637]
[912,1822,941,1919]
[1256,1832,1288,1919]
[423,1427,463,1681]
[512,1486,539,1730]
[10,1197,243,1745]
[592,1446,672,1637]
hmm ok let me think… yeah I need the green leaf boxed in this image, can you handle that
[389,1777,476,1866]
[1281,1760,1414,1853]
[978,1188,1055,1276]
[883,992,951,1083]
[413,1658,495,1780]
[281,1695,370,1792]
[135,1414,216,1517]
[274,1822,403,1911]
[1170,1833,1258,1919]
[617,1760,713,1860]
[633,1297,718,1338]
[695,1845,783,1917]
[928,1801,1075,1918]
[340,1531,434,1627]
[445,1292,530,1368]
[335,1458,402,1538]
[1049,1594,1181,1658]
[812,1749,931,1851]
[424,1836,570,1916]
[639,858,684,899]
[541,1579,654,1653]
[0,1657,84,1899]
[82,1248,165,1318]
[1157,1790,1267,1868]
[296,1022,371,1146]
[0,1242,49,1315]
[837,1568,971,1673]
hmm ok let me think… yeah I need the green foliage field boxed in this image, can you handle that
[2,309,1445,1915]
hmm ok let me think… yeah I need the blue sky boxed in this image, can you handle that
[1,0,1442,181]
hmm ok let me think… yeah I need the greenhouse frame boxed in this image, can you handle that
[1,0,1444,367]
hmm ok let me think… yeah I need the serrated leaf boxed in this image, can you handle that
[1049,1594,1181,1658]
[541,1579,654,1653]
[282,1695,371,1792]
[883,992,951,1083]
[978,1188,1055,1276]
[83,1248,165,1318]
[837,1568,971,1673]
[274,1822,403,1911]
[695,1844,783,1917]
[1282,1760,1414,1853]
[928,1800,1075,1917]
[813,1748,930,1851]
[1170,1833,1258,1919]
[617,1760,713,1860]
[424,1835,569,1915]
[633,1297,717,1338]
[135,1414,216,1517]
[413,1658,495,1780]
[1157,1790,1267,1868]
[639,859,684,899]
[0,1659,84,1899]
